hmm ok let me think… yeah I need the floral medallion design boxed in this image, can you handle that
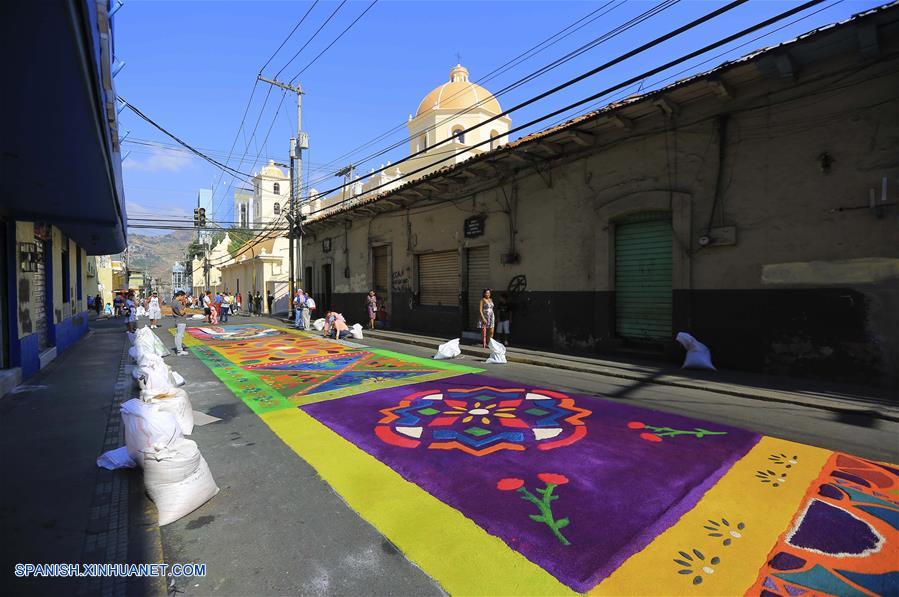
[376,386,592,456]
[497,473,572,545]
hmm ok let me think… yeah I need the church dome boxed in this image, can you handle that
[259,160,287,178]
[416,65,502,117]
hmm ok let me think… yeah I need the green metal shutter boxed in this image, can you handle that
[615,212,672,341]
[418,251,459,307]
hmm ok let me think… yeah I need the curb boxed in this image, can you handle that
[361,331,899,423]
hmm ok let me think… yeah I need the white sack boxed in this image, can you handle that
[434,338,461,360]
[140,360,174,391]
[135,328,171,358]
[675,332,716,371]
[97,446,137,470]
[485,338,508,364]
[170,370,186,387]
[143,438,219,526]
[312,318,326,331]
[349,323,364,340]
[121,399,182,467]
[191,314,205,320]
[128,345,144,363]
[141,387,194,436]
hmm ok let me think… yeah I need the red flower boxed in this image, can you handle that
[640,432,663,443]
[537,473,569,486]
[627,421,646,429]
[496,477,524,491]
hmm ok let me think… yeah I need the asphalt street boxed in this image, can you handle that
[155,315,898,595]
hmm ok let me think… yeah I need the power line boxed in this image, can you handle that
[289,0,378,83]
[307,0,827,217]
[303,0,677,190]
[259,0,321,73]
[118,97,255,183]
[273,0,346,80]
[311,0,625,176]
[303,0,751,206]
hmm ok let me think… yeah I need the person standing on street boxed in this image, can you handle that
[236,292,242,315]
[254,291,262,317]
[146,291,163,329]
[479,288,495,348]
[293,289,305,329]
[303,293,315,331]
[496,292,512,345]
[203,291,213,323]
[266,290,274,315]
[221,292,231,323]
[172,291,189,355]
[125,292,137,333]
[94,293,102,315]
[366,290,378,331]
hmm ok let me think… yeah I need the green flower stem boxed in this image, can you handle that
[517,484,571,546]
[646,425,727,438]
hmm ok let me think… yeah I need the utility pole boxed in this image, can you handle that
[336,164,355,203]
[258,75,307,315]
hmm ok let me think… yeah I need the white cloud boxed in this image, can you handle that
[123,147,192,173]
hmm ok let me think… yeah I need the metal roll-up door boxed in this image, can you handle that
[372,245,390,296]
[33,241,49,350]
[467,246,490,328]
[418,251,459,307]
[615,212,672,341]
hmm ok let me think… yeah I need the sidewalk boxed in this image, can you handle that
[356,328,899,422]
[0,316,165,597]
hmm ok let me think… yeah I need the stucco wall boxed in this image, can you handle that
[301,44,898,388]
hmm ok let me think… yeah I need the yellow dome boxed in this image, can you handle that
[416,64,501,117]
[259,160,287,178]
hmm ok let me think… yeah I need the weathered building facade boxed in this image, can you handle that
[1,0,128,394]
[302,6,899,389]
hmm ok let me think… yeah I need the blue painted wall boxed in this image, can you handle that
[55,311,89,355]
[19,333,39,380]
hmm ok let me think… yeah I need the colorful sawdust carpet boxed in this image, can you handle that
[186,326,899,595]
[180,325,481,413]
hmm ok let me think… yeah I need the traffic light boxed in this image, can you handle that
[193,208,200,227]
[198,208,206,227]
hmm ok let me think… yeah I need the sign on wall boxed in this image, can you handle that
[464,216,485,238]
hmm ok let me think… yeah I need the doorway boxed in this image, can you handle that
[614,212,672,341]
[466,246,490,329]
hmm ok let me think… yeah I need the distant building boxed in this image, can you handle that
[172,262,186,293]
[234,161,289,228]
[1,1,127,394]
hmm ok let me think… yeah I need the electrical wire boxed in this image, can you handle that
[304,0,674,190]
[118,97,255,182]
[274,0,347,80]
[310,0,625,176]
[306,0,827,217]
[288,0,378,83]
[259,0,321,74]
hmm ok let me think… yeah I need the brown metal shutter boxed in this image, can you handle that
[418,251,459,307]
[372,245,390,296]
[466,246,490,328]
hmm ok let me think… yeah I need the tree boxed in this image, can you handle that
[227,228,256,258]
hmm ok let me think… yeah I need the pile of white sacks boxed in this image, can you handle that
[97,328,219,526]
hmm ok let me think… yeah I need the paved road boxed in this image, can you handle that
[156,316,898,596]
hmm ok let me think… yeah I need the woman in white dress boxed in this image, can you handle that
[146,291,163,329]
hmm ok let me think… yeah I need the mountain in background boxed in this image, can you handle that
[118,229,196,286]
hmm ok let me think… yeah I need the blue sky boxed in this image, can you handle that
[116,0,884,234]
